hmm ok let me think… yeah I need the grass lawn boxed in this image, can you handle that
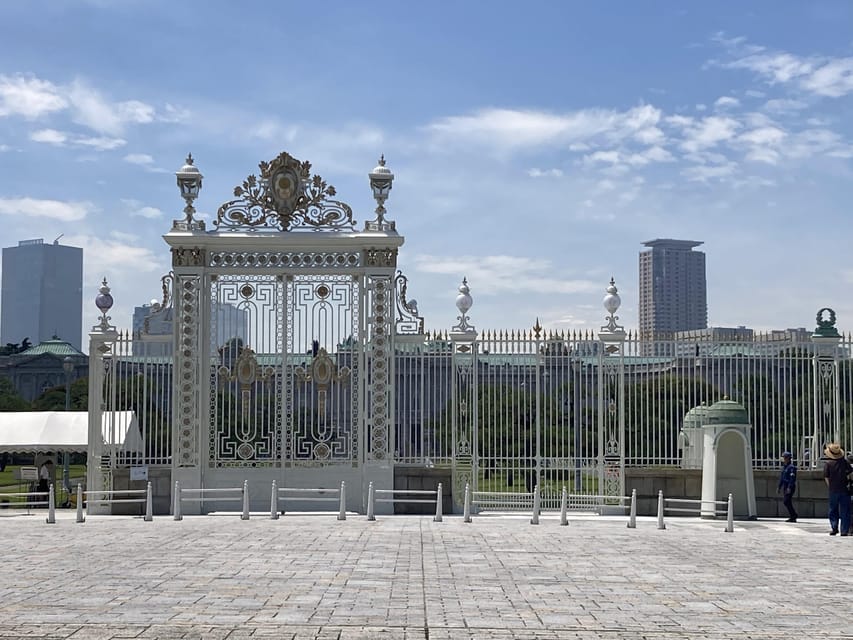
[0,465,87,506]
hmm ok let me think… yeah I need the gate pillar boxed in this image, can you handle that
[87,279,118,516]
[811,308,841,467]
[597,279,626,509]
[450,279,478,512]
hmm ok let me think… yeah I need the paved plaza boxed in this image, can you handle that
[0,511,851,639]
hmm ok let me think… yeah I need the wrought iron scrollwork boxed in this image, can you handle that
[214,151,356,232]
[394,270,424,335]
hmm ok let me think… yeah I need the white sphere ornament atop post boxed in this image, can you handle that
[173,153,205,231]
[601,277,624,333]
[452,277,476,333]
[366,154,396,232]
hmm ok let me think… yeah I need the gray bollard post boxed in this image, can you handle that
[627,488,637,529]
[46,484,55,524]
[560,486,568,526]
[367,482,376,521]
[463,483,471,523]
[337,481,346,521]
[270,480,279,520]
[173,480,182,521]
[530,485,540,525]
[144,481,153,522]
[725,493,734,533]
[241,480,250,520]
[657,489,666,530]
[76,483,85,523]
[434,482,443,523]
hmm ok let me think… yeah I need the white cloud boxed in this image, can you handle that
[76,136,126,151]
[0,74,67,119]
[714,96,740,109]
[123,153,154,165]
[0,197,92,221]
[679,116,740,152]
[67,80,156,136]
[801,57,853,97]
[681,162,737,183]
[131,206,163,219]
[762,98,807,113]
[425,104,663,151]
[412,255,600,296]
[715,37,853,98]
[30,128,67,145]
[29,128,125,151]
[527,167,563,178]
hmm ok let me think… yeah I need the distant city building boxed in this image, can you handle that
[1,238,83,351]
[639,239,707,340]
[132,301,249,356]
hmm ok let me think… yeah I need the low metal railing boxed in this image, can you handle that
[173,480,249,521]
[365,482,443,522]
[467,485,633,525]
[270,480,346,520]
[657,490,734,532]
[77,483,153,522]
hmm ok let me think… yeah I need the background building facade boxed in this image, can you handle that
[639,238,707,339]
[1,238,83,351]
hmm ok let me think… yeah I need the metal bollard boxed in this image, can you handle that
[76,483,85,523]
[46,484,55,524]
[627,488,637,529]
[463,483,471,523]
[725,493,734,533]
[559,486,568,526]
[144,481,153,522]
[656,489,666,530]
[241,480,250,520]
[270,480,279,520]
[434,483,443,523]
[530,485,540,525]
[173,480,182,521]
[366,482,375,521]
[337,481,346,521]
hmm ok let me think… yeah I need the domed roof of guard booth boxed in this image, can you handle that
[682,403,709,429]
[704,398,750,425]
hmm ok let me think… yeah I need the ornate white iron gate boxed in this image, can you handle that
[158,151,401,513]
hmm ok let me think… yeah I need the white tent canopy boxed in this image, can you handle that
[0,411,143,454]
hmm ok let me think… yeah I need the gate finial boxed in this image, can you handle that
[366,155,396,232]
[173,154,205,231]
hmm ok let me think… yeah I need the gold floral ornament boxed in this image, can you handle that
[215,151,356,231]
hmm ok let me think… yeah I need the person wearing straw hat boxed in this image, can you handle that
[777,452,798,522]
[823,443,852,536]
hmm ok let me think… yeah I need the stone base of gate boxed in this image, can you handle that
[393,466,453,515]
[111,467,172,516]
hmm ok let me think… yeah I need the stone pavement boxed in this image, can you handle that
[0,510,851,639]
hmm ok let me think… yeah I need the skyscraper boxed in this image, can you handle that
[638,239,707,339]
[1,238,83,351]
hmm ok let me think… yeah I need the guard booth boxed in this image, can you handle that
[700,399,757,519]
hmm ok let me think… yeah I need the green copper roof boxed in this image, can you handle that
[19,339,85,358]
[704,399,750,425]
[683,403,709,429]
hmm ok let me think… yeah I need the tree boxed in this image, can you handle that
[0,376,30,411]
[32,377,88,411]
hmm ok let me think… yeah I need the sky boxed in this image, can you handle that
[1,1,852,348]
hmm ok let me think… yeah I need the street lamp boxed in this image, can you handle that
[62,356,74,497]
